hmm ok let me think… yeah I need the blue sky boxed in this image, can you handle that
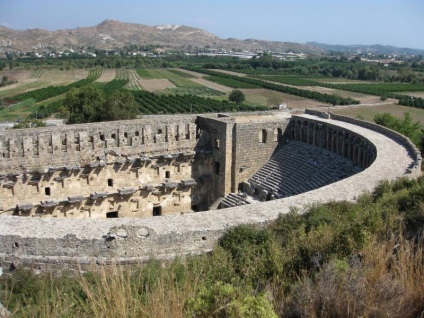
[1,0,423,49]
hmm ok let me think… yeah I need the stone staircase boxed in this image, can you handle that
[220,193,251,209]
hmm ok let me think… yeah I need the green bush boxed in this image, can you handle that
[184,281,277,318]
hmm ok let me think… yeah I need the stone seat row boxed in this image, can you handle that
[249,140,363,199]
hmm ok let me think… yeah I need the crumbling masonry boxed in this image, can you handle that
[0,110,421,272]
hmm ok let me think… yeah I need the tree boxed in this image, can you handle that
[64,86,138,124]
[374,112,421,146]
[65,86,105,124]
[229,89,245,104]
[102,90,138,121]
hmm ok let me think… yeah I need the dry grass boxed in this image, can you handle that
[139,79,176,92]
[73,260,197,318]
[284,237,424,318]
[39,69,88,86]
[190,77,233,93]
[332,103,424,125]
[241,88,328,109]
[95,69,116,82]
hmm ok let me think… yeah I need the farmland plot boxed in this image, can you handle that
[140,79,176,92]
[96,69,116,82]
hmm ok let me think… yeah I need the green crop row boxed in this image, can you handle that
[205,76,261,89]
[132,90,265,115]
[168,86,225,96]
[398,96,424,108]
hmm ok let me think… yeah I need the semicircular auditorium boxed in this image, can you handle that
[0,109,421,272]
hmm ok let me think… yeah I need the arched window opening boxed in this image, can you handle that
[259,129,267,143]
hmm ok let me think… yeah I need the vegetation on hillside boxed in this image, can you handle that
[1,176,424,317]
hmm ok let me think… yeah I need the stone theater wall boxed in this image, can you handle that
[0,115,211,217]
[0,110,421,272]
[0,113,290,218]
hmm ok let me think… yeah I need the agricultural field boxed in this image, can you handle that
[332,103,424,125]
[0,81,47,98]
[135,69,224,96]
[0,69,89,98]
[132,90,266,115]
[190,77,233,93]
[95,69,116,82]
[2,60,424,125]
[397,92,424,98]
[241,88,328,109]
[38,69,89,85]
[174,68,204,78]
[140,79,176,92]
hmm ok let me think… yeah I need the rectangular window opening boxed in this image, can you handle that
[108,179,113,187]
[214,161,220,175]
[153,206,162,216]
[45,187,51,196]
[106,211,118,218]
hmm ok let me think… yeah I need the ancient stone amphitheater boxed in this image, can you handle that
[0,109,421,272]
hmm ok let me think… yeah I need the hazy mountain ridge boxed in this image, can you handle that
[0,19,322,53]
[307,41,424,55]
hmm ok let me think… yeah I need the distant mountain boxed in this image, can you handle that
[0,19,323,53]
[307,41,424,55]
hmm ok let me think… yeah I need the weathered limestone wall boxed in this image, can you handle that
[289,115,377,169]
[232,118,289,191]
[0,111,421,272]
[196,115,235,202]
[0,115,212,217]
[0,115,200,172]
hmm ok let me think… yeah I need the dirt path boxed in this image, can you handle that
[212,69,247,77]
[175,68,204,78]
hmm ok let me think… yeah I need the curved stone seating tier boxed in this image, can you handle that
[0,113,420,272]
[249,140,363,199]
